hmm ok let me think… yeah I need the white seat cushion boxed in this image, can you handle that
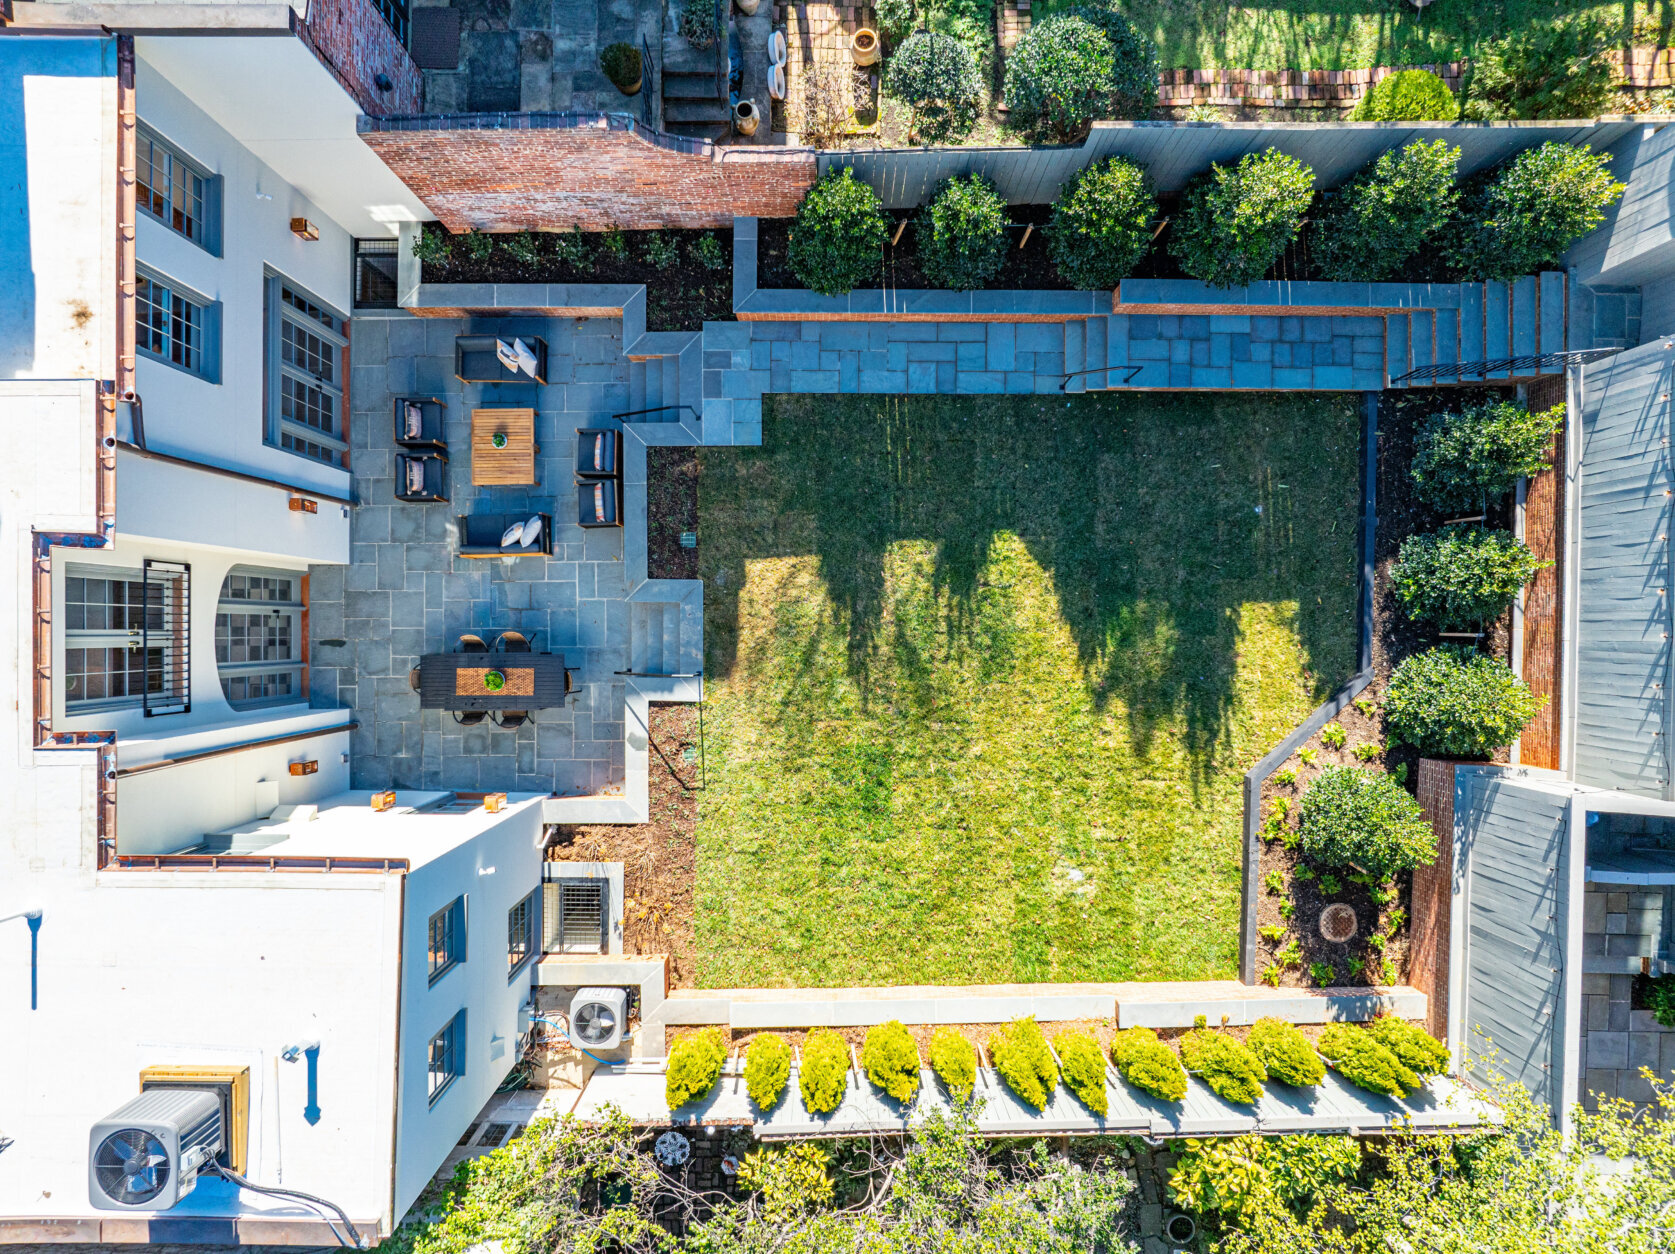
[519,514,543,549]
[500,520,524,548]
[593,432,606,468]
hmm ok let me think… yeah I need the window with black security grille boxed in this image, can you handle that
[371,0,409,45]
[545,880,607,954]
[353,238,400,309]
[507,889,538,977]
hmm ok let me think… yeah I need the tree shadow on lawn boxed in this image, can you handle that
[700,390,1361,781]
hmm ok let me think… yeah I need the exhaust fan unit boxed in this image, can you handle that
[89,1089,223,1211]
[569,986,628,1050]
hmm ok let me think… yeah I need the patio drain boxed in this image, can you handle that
[1319,903,1357,943]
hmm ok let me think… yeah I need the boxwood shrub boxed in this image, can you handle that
[788,168,889,297]
[1350,68,1456,121]
[1003,16,1114,144]
[1411,399,1565,513]
[1392,526,1550,629]
[799,1028,852,1114]
[988,1016,1059,1111]
[1110,1026,1188,1102]
[929,1027,977,1101]
[1299,766,1434,879]
[860,1019,921,1103]
[883,30,984,146]
[876,0,914,42]
[666,1026,728,1109]
[1170,149,1315,289]
[1319,1022,1420,1098]
[1462,20,1616,122]
[1067,0,1158,117]
[1312,140,1459,282]
[1180,1029,1267,1105]
[1052,1029,1109,1115]
[917,174,1009,291]
[1364,1016,1450,1077]
[1448,143,1624,281]
[1385,646,1545,759]
[1046,157,1157,290]
[744,1032,792,1111]
[1247,1017,1325,1087]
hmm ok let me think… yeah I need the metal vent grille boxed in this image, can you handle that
[548,879,606,954]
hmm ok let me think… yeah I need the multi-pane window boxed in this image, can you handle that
[371,0,409,44]
[215,567,304,711]
[62,566,184,714]
[428,1010,465,1104]
[267,276,347,467]
[428,896,466,984]
[507,891,538,977]
[136,269,217,381]
[136,125,217,251]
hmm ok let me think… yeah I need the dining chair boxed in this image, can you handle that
[564,668,581,697]
[493,710,528,729]
[408,668,421,692]
[457,633,488,653]
[452,710,487,726]
[497,630,533,653]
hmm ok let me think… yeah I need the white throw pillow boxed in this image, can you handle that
[513,337,539,378]
[495,338,519,372]
[404,402,424,439]
[592,432,606,469]
[405,459,427,494]
[500,520,525,548]
[519,514,543,549]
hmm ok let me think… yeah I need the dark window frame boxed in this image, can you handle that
[428,895,466,985]
[427,1009,465,1105]
[264,271,349,468]
[135,122,222,255]
[135,265,221,383]
[507,889,538,979]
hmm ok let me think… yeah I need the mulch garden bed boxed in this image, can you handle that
[647,446,699,582]
[418,224,735,332]
[546,704,700,987]
[1253,385,1521,990]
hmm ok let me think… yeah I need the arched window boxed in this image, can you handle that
[215,567,304,710]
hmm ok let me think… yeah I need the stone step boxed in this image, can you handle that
[664,98,731,124]
[662,70,722,100]
[1486,281,1511,378]
[1386,312,1408,383]
[1539,271,1565,369]
[1085,314,1107,390]
[628,359,646,414]
[1511,275,1538,359]
[1063,318,1085,393]
[662,353,680,415]
[1459,283,1485,379]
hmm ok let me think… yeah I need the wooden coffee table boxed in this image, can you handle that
[471,408,538,485]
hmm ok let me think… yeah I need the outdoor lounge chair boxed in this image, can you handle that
[394,397,447,451]
[455,334,547,384]
[577,476,622,528]
[395,453,448,503]
[575,428,622,479]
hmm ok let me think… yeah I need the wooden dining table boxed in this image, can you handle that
[471,407,538,486]
[417,651,567,711]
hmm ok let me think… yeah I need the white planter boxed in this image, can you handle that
[734,99,760,136]
[850,27,880,66]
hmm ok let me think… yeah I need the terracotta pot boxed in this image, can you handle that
[850,27,880,66]
[616,73,643,96]
[734,98,760,136]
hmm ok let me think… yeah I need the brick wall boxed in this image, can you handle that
[1521,375,1566,771]
[359,124,817,232]
[1411,758,1457,1043]
[296,0,424,116]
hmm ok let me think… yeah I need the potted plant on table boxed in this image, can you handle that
[483,670,506,692]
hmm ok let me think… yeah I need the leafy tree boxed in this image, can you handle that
[1463,18,1617,121]
[1169,1133,1362,1228]
[1351,68,1457,120]
[736,1142,832,1220]
[1312,139,1459,282]
[1067,0,1158,117]
[917,174,1009,290]
[876,0,914,43]
[1170,148,1314,289]
[788,168,888,296]
[1448,143,1624,281]
[1299,766,1435,879]
[1392,526,1550,629]
[1047,156,1157,289]
[1411,398,1565,512]
[1385,646,1545,759]
[1004,16,1115,143]
[883,30,984,145]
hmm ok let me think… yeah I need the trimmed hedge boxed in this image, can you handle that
[1411,399,1564,513]
[988,1017,1059,1111]
[744,1032,792,1111]
[860,1020,922,1103]
[929,1027,977,1102]
[1391,526,1549,630]
[917,175,1009,291]
[1350,68,1456,121]
[1110,1026,1188,1102]
[666,1027,728,1109]
[1312,140,1459,283]
[788,169,889,297]
[799,1028,852,1114]
[1247,1017,1325,1088]
[1448,143,1624,281]
[1046,157,1157,290]
[1299,766,1436,880]
[883,31,984,146]
[1385,646,1545,759]
[1068,0,1159,117]
[1180,1029,1267,1105]
[1004,16,1114,144]
[1170,148,1315,289]
[1319,1022,1420,1098]
[1364,1017,1451,1077]
[1052,1029,1109,1115]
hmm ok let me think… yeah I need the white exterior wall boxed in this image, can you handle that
[131,55,353,500]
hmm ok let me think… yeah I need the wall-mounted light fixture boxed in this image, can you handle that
[371,790,397,812]
[289,495,319,514]
[289,760,318,777]
[484,792,507,813]
[290,217,320,242]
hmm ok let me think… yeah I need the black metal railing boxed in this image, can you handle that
[141,559,190,717]
[1391,346,1623,387]
[612,404,702,424]
[640,34,657,132]
[1059,364,1145,391]
[715,0,727,104]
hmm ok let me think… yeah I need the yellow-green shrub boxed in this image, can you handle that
[1180,1029,1267,1105]
[1110,1026,1188,1102]
[666,1027,727,1109]
[1052,1029,1108,1115]
[860,1020,921,1103]
[929,1027,977,1102]
[744,1032,792,1111]
[1247,1017,1325,1087]
[988,1017,1059,1111]
[1319,1022,1419,1098]
[1364,1016,1450,1077]
[799,1028,851,1114]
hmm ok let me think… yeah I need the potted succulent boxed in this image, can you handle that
[601,42,642,96]
[491,431,508,449]
[483,669,506,692]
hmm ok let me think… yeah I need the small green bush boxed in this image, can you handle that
[1641,974,1675,1029]
[500,232,541,267]
[412,225,452,266]
[1052,1029,1108,1115]
[1319,1022,1420,1098]
[1247,1017,1325,1087]
[1299,766,1434,879]
[692,233,726,270]
[1385,646,1545,759]
[1110,1026,1188,1102]
[1170,148,1315,289]
[883,30,984,145]
[744,1033,792,1111]
[1046,157,1157,290]
[1392,526,1550,629]
[860,1020,921,1104]
[1448,143,1624,281]
[666,1027,728,1109]
[1312,140,1460,282]
[1180,1029,1267,1105]
[1364,1017,1450,1077]
[788,168,888,297]
[464,231,494,261]
[1067,0,1158,118]
[917,175,1009,291]
[1004,16,1114,144]
[929,1027,977,1101]
[641,232,679,271]
[988,1017,1059,1111]
[1320,722,1346,750]
[799,1028,851,1114]
[678,0,719,49]
[876,0,915,42]
[1351,68,1456,121]
[1411,399,1565,512]
[600,41,641,94]
[1462,19,1616,121]
[1170,1135,1362,1226]
[922,0,994,79]
[554,227,588,266]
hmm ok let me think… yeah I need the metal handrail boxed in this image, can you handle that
[1391,346,1622,387]
[640,34,657,131]
[1058,364,1144,391]
[612,404,702,423]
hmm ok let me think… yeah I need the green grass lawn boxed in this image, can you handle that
[1030,1,1667,72]
[691,392,1361,989]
